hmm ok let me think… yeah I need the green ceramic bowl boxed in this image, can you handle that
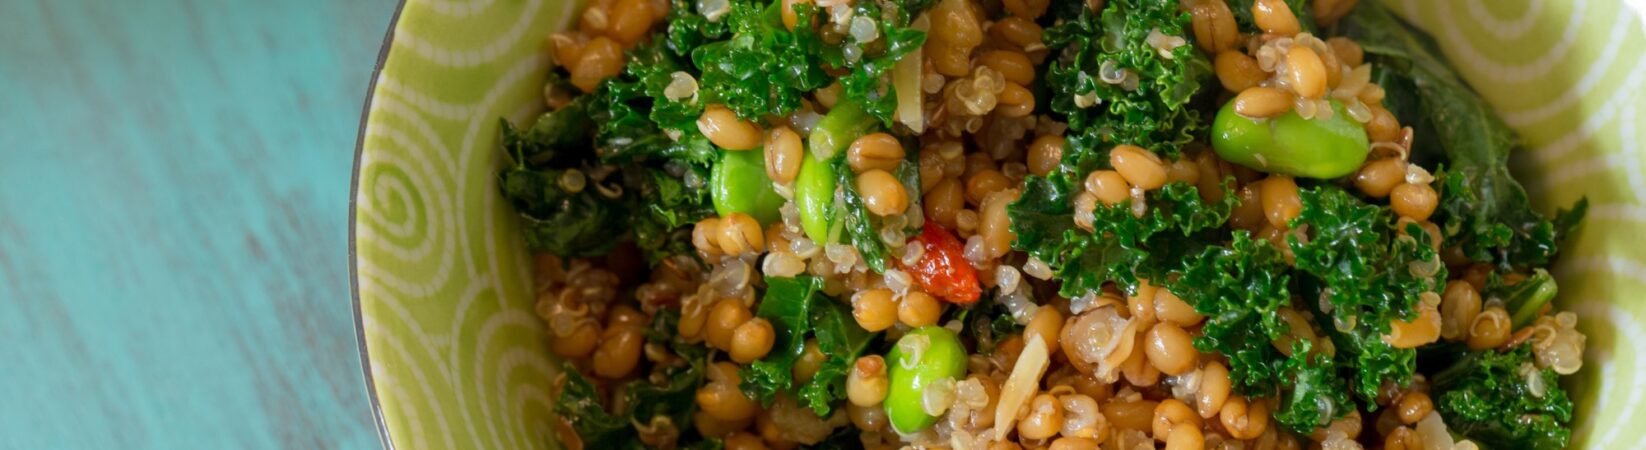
[351,1,1646,448]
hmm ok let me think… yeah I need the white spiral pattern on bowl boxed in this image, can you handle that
[353,0,1646,448]
[356,0,570,448]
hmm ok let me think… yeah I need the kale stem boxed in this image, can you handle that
[1505,268,1557,328]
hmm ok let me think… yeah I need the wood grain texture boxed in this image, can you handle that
[0,0,397,448]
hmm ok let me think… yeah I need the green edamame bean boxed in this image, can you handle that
[794,99,878,244]
[711,149,785,225]
[793,153,836,244]
[808,100,877,161]
[884,326,968,434]
[1211,99,1370,179]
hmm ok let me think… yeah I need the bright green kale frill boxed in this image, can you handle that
[1043,0,1212,159]
[1427,344,1575,450]
[1170,232,1353,433]
[668,0,927,127]
[1013,0,1227,299]
[678,1,830,121]
[1009,175,1235,298]
[1288,185,1445,402]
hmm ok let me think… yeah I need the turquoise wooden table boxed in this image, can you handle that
[0,0,398,448]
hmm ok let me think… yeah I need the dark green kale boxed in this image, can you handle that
[1173,232,1292,390]
[589,38,718,165]
[1272,349,1352,433]
[554,312,711,449]
[741,276,878,416]
[499,124,713,262]
[957,294,1022,354]
[501,95,593,166]
[1427,345,1574,450]
[666,0,730,57]
[555,367,632,448]
[1009,176,1235,298]
[741,276,822,403]
[796,289,878,414]
[834,156,891,273]
[1340,1,1585,270]
[630,164,718,262]
[497,98,629,258]
[1043,0,1212,159]
[502,36,719,262]
[498,164,630,258]
[1288,185,1445,402]
[1170,232,1353,433]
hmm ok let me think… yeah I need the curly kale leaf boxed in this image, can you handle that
[1170,232,1353,433]
[1008,137,1236,299]
[1043,0,1212,158]
[742,276,878,416]
[631,164,718,263]
[665,0,731,57]
[1174,232,1293,390]
[1288,186,1444,401]
[1342,1,1586,270]
[688,2,831,120]
[1290,186,1444,334]
[497,100,630,258]
[499,167,630,258]
[1009,169,1235,298]
[672,0,926,126]
[1428,345,1574,450]
[1271,349,1353,433]
[501,37,716,262]
[590,38,718,165]
[502,104,713,261]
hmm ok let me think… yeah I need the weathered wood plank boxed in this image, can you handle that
[0,0,397,448]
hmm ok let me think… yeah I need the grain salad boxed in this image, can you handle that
[498,0,1591,448]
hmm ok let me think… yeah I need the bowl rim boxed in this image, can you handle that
[349,0,410,449]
